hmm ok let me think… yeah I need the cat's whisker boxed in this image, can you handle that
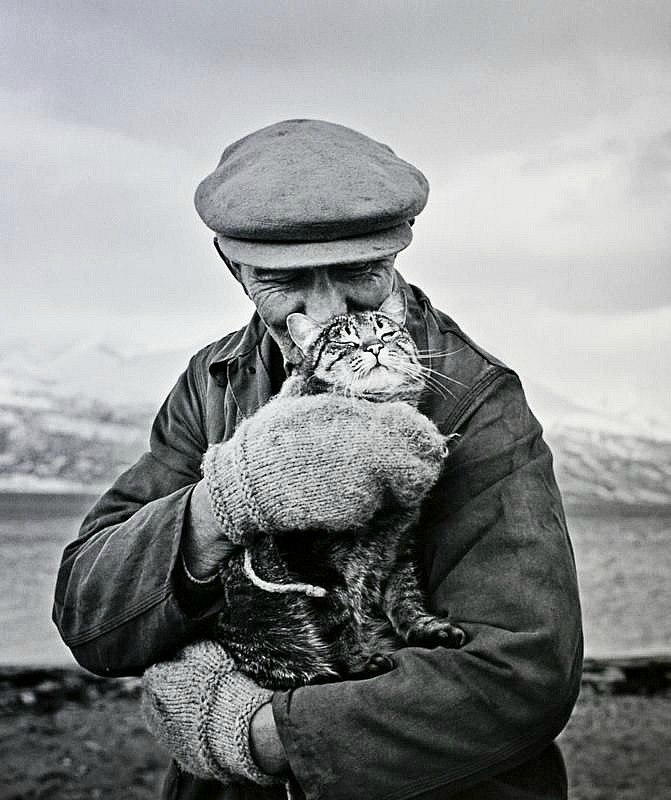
[384,356,424,380]
[404,365,457,399]
[414,353,466,361]
[382,358,421,382]
[389,362,454,400]
[415,346,467,358]
[416,373,459,399]
[417,365,468,389]
[419,376,455,400]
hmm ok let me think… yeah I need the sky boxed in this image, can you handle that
[2,1,670,418]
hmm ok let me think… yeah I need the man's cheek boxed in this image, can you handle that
[254,293,294,327]
[357,279,394,305]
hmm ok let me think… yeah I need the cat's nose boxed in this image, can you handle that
[364,342,383,357]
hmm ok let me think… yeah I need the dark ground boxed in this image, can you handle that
[1,671,670,800]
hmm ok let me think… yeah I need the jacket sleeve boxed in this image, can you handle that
[272,370,583,800]
[52,351,213,677]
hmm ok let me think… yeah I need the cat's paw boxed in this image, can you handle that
[406,618,467,649]
[346,653,396,680]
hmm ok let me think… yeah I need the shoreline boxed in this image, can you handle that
[3,488,671,519]
[2,652,670,716]
[2,664,670,799]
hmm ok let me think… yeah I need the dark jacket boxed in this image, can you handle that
[53,279,582,800]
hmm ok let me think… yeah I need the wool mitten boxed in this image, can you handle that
[142,640,278,785]
[203,393,447,544]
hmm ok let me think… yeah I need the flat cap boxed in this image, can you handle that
[194,119,429,268]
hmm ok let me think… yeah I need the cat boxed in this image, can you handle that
[211,289,465,690]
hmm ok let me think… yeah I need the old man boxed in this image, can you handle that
[54,119,582,800]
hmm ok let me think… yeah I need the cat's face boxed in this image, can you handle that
[236,259,396,367]
[287,291,423,402]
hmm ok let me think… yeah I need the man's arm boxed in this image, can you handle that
[53,349,443,677]
[270,371,583,799]
[52,351,214,676]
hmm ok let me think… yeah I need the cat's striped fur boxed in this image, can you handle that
[212,290,465,689]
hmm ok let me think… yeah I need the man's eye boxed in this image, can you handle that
[338,263,374,276]
[257,270,299,284]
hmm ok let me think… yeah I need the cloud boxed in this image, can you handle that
[2,94,239,319]
[2,0,671,351]
[435,287,671,424]
[630,128,671,198]
[405,95,671,311]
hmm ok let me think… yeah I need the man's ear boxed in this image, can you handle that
[214,238,247,293]
[226,259,242,282]
[286,313,323,354]
[378,287,407,325]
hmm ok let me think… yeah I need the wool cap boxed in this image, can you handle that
[194,119,429,268]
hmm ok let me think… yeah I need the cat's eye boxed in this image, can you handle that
[328,341,355,351]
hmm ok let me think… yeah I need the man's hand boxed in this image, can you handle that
[250,702,289,775]
[142,641,283,786]
[182,480,238,580]
[202,394,448,544]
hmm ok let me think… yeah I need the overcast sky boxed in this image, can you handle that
[2,2,670,417]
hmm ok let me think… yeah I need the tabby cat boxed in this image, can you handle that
[211,289,465,690]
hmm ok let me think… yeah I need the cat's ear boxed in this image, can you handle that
[286,313,323,354]
[378,289,407,325]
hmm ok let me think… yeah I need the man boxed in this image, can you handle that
[53,119,582,799]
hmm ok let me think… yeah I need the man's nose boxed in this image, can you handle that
[303,270,348,323]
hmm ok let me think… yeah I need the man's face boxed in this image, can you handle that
[235,256,397,364]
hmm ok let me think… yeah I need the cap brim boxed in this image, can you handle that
[215,222,412,269]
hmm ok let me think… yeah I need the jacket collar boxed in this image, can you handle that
[209,311,267,372]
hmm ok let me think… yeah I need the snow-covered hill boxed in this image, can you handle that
[1,339,670,512]
[548,426,671,513]
[524,381,671,513]
[0,363,154,493]
[0,337,196,407]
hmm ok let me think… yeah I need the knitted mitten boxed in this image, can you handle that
[141,641,278,785]
[203,393,448,545]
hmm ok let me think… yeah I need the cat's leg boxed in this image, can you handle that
[344,653,396,680]
[383,557,466,649]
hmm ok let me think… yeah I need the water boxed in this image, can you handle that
[0,492,98,666]
[568,512,671,656]
[0,493,669,665]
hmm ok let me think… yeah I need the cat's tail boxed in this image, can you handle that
[243,548,328,599]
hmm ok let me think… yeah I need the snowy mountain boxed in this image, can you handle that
[0,363,154,493]
[524,381,671,513]
[548,425,671,512]
[1,339,670,512]
[0,337,195,407]
[0,337,200,492]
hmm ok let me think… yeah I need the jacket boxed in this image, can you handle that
[53,277,583,799]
